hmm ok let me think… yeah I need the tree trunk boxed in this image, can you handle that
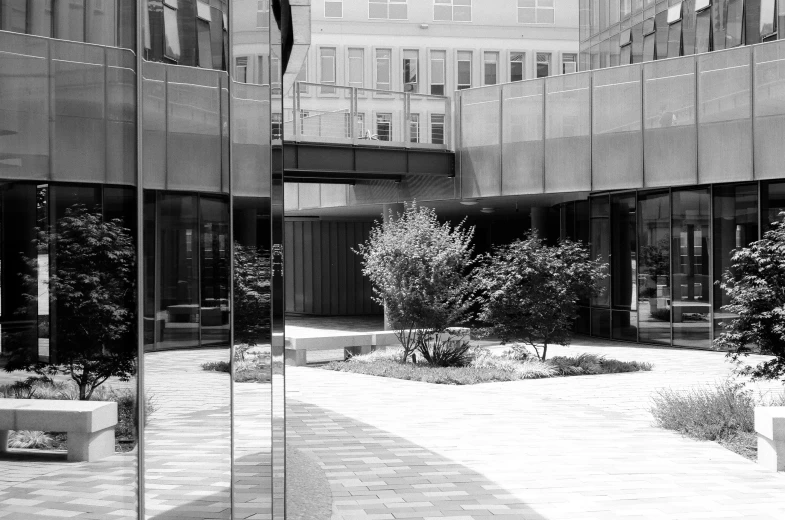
[542,342,548,361]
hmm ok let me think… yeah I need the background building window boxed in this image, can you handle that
[348,48,365,88]
[297,58,308,93]
[518,0,555,24]
[325,0,343,18]
[198,19,212,68]
[319,47,336,94]
[257,0,269,28]
[271,57,281,94]
[483,51,498,85]
[510,52,525,81]
[375,48,392,90]
[409,113,420,143]
[457,51,472,89]
[369,0,407,19]
[376,113,392,140]
[163,3,180,62]
[403,50,418,92]
[434,0,471,22]
[235,56,248,83]
[430,50,446,94]
[536,52,551,78]
[562,53,577,74]
[431,114,445,144]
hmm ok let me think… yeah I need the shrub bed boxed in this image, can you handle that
[320,348,651,385]
[650,381,785,460]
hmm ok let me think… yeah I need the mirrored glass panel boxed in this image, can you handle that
[638,191,671,344]
[612,194,638,341]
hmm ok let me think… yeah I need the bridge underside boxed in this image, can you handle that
[279,142,455,185]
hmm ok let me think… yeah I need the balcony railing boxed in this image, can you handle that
[282,81,451,149]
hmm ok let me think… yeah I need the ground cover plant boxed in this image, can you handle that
[354,202,475,365]
[714,212,785,383]
[650,380,785,460]
[0,377,154,452]
[321,347,651,385]
[201,344,271,383]
[473,232,607,360]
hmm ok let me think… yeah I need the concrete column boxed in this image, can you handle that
[530,206,549,238]
[382,203,405,330]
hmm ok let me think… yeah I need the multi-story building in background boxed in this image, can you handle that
[579,0,785,71]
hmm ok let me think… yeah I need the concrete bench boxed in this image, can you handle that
[284,327,470,366]
[755,406,785,471]
[0,399,118,462]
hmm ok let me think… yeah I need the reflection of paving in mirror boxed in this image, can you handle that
[233,376,272,518]
[144,349,231,519]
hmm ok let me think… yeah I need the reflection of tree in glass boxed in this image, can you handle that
[639,237,669,298]
[233,242,271,347]
[4,205,136,400]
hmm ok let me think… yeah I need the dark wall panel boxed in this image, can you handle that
[284,220,381,316]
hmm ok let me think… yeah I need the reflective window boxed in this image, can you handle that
[536,52,551,78]
[671,188,711,348]
[725,0,744,48]
[376,112,392,140]
[325,0,343,18]
[349,48,365,88]
[612,194,638,342]
[163,4,180,62]
[375,48,391,90]
[638,191,671,345]
[713,184,757,339]
[434,0,471,22]
[370,0,408,19]
[695,8,712,54]
[431,113,445,144]
[518,0,555,24]
[762,181,785,231]
[320,47,337,94]
[409,113,420,143]
[457,50,472,89]
[667,20,682,58]
[510,52,525,81]
[403,49,418,92]
[562,53,577,74]
[430,50,446,94]
[591,196,611,309]
[198,19,212,68]
[483,51,498,85]
[235,56,248,83]
[256,0,269,27]
[761,0,778,39]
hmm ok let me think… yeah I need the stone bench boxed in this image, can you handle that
[0,399,118,462]
[755,406,785,471]
[284,327,470,366]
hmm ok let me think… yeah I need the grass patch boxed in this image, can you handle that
[320,348,651,385]
[650,381,785,460]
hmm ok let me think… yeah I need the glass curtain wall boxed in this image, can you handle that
[636,191,671,344]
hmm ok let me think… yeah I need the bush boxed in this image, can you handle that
[473,233,607,360]
[9,430,54,450]
[201,347,271,383]
[549,353,652,376]
[354,202,475,364]
[417,330,473,368]
[649,381,785,459]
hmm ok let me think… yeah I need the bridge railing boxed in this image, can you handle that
[283,81,451,149]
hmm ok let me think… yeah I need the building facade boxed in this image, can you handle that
[579,0,785,71]
[0,1,290,518]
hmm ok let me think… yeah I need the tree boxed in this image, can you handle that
[5,205,136,400]
[714,213,785,383]
[354,202,475,363]
[473,233,607,361]
[233,242,271,347]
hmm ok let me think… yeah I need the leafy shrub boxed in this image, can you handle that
[321,359,546,384]
[202,361,231,373]
[354,202,475,364]
[649,308,671,322]
[548,353,652,376]
[201,347,271,383]
[417,331,473,368]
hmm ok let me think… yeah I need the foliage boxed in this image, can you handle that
[321,348,650,384]
[473,233,607,360]
[234,243,272,347]
[4,205,136,400]
[416,329,473,368]
[354,202,475,364]
[201,346,271,383]
[548,353,651,376]
[640,237,670,279]
[9,430,54,450]
[650,381,785,459]
[714,213,785,382]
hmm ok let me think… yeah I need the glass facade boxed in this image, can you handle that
[581,0,785,71]
[0,1,278,519]
[563,180,785,349]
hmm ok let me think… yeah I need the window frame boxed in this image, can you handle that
[517,0,556,25]
[318,46,338,95]
[256,0,270,28]
[535,51,551,78]
[509,51,526,82]
[347,47,365,89]
[483,50,499,86]
[374,47,393,92]
[403,49,419,92]
[324,0,343,18]
[562,53,577,74]
[429,49,447,95]
[369,0,408,20]
[235,56,249,83]
[456,49,472,90]
[433,0,472,22]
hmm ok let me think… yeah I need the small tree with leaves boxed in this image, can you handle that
[714,213,785,383]
[233,242,271,349]
[354,202,475,364]
[473,233,607,361]
[4,205,136,400]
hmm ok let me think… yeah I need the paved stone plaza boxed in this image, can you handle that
[2,338,785,519]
